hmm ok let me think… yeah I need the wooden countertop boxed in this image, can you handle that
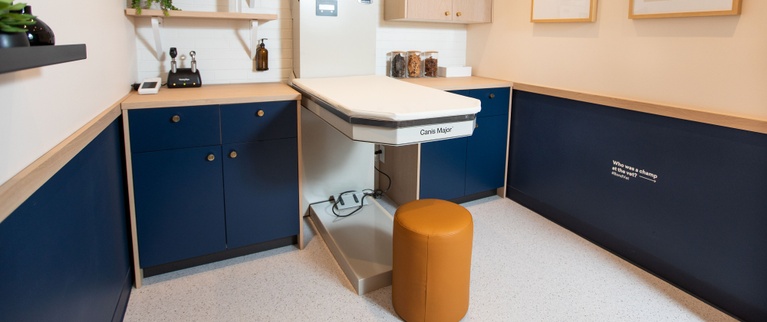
[121,83,300,110]
[401,76,511,91]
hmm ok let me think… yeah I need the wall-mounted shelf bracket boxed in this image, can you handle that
[125,9,278,61]
[150,17,164,59]
[249,20,260,60]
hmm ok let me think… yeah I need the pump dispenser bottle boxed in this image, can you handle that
[256,38,269,71]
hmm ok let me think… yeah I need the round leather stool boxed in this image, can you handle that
[392,199,473,322]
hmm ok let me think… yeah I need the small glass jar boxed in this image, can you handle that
[424,51,439,77]
[389,51,408,78]
[407,50,423,78]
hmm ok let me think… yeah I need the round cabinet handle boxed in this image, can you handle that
[489,93,495,99]
[256,110,265,117]
[171,115,181,123]
[229,150,238,159]
[206,153,215,162]
[475,122,479,129]
[456,11,462,17]
[444,11,450,16]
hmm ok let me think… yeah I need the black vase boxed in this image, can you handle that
[19,5,55,46]
[0,32,30,48]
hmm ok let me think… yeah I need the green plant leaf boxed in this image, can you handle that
[6,2,25,11]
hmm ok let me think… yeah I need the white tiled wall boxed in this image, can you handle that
[132,0,466,84]
[375,21,467,76]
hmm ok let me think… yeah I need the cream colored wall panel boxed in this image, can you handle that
[466,0,767,120]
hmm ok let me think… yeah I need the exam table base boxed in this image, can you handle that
[309,199,393,295]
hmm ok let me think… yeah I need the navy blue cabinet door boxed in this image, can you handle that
[221,101,297,144]
[420,137,468,200]
[132,147,227,267]
[128,105,220,153]
[223,138,299,248]
[465,115,508,195]
[419,87,509,201]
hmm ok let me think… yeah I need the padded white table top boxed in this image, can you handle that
[291,75,481,122]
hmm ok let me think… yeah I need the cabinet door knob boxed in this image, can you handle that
[444,11,450,16]
[489,93,495,99]
[206,153,215,162]
[171,115,181,123]
[256,110,265,117]
[229,150,238,159]
[456,11,462,17]
[475,122,479,129]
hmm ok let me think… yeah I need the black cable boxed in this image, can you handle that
[303,198,334,217]
[329,167,393,218]
[331,190,366,218]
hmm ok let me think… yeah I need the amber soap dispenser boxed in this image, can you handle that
[256,38,269,71]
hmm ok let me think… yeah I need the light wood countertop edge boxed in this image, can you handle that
[121,83,301,109]
[401,76,511,91]
[514,83,767,135]
[0,96,127,223]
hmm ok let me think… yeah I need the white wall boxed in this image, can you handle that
[133,0,292,84]
[0,0,136,186]
[375,21,467,76]
[467,1,767,120]
[133,0,468,83]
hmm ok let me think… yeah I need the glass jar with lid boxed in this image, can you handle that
[424,51,439,77]
[389,51,408,78]
[407,50,423,78]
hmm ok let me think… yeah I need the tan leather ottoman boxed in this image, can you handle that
[392,199,473,322]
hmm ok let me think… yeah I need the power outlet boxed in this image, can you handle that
[336,192,368,210]
[376,145,385,163]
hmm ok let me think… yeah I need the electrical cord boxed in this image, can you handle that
[330,167,392,218]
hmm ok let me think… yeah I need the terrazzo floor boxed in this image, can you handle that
[123,196,736,321]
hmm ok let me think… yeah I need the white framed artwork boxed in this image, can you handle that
[531,0,598,23]
[629,0,742,19]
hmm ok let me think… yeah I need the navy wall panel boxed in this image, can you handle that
[0,120,131,322]
[507,90,767,321]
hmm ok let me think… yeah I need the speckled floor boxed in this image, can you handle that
[123,196,735,321]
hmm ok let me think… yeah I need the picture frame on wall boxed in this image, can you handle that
[629,0,742,19]
[531,0,598,23]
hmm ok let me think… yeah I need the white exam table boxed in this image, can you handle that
[290,75,480,294]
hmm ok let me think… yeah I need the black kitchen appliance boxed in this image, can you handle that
[167,47,201,88]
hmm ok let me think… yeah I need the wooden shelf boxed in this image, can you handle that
[125,9,276,60]
[124,9,277,21]
[0,44,87,74]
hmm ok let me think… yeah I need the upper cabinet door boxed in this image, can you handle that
[453,0,492,23]
[385,0,491,24]
[408,0,453,22]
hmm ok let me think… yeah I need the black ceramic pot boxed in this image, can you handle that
[19,5,55,46]
[0,32,30,48]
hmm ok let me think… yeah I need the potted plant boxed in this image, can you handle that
[131,0,180,16]
[0,0,35,48]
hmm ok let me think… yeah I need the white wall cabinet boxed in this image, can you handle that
[384,0,492,24]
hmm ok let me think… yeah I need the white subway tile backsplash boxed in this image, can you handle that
[132,1,467,83]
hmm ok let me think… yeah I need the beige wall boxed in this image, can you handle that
[0,0,136,186]
[467,1,767,121]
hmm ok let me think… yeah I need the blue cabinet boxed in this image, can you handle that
[127,100,298,272]
[132,146,227,267]
[220,101,298,249]
[420,87,510,202]
[420,137,468,200]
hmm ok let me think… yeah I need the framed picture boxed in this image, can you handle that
[629,0,742,19]
[531,0,598,23]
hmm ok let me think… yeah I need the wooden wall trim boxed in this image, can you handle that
[0,96,127,223]
[513,83,767,135]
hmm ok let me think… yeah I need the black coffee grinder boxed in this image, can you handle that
[167,47,202,88]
